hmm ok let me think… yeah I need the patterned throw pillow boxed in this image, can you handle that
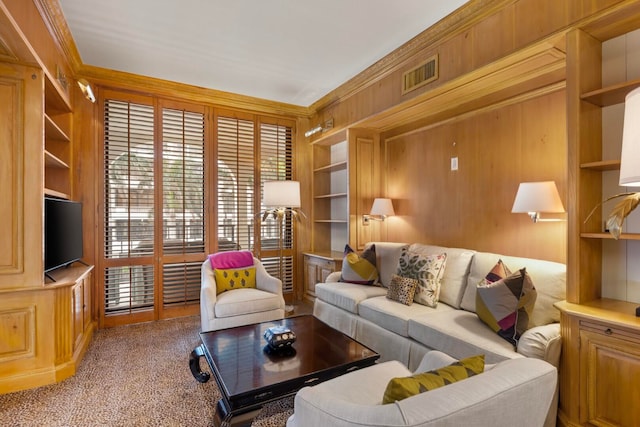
[386,274,419,305]
[339,244,379,285]
[480,259,512,287]
[214,267,256,294]
[396,247,447,307]
[382,354,485,404]
[476,268,537,346]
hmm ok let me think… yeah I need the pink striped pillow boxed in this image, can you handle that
[209,251,254,270]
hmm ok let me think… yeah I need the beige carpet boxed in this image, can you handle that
[0,316,293,426]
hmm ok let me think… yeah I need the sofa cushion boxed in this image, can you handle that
[386,274,419,306]
[396,247,447,307]
[340,244,379,285]
[408,310,525,363]
[315,282,387,314]
[359,295,454,337]
[461,251,565,328]
[382,354,485,404]
[214,288,283,318]
[366,242,409,288]
[408,244,475,308]
[214,267,256,294]
[476,268,536,346]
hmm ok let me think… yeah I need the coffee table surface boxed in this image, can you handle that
[200,314,378,414]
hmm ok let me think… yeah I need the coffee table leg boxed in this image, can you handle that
[189,344,211,383]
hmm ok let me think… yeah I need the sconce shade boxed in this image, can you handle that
[77,78,95,103]
[511,181,564,213]
[263,181,301,208]
[620,87,640,187]
[370,198,395,216]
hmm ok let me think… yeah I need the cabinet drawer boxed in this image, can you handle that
[580,320,640,345]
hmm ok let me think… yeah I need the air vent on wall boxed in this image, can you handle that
[402,54,438,95]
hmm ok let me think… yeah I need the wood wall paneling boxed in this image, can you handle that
[0,62,44,287]
[384,89,567,263]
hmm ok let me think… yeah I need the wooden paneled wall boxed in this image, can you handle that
[382,89,567,263]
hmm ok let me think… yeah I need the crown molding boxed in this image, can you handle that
[308,0,517,113]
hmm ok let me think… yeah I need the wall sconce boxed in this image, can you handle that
[304,118,334,138]
[77,78,95,103]
[363,198,395,224]
[511,181,565,223]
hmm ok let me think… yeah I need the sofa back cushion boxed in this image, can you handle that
[461,252,566,328]
[408,244,475,308]
[365,242,408,288]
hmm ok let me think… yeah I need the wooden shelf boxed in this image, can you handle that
[44,187,70,200]
[45,114,70,142]
[581,232,640,240]
[581,78,640,107]
[555,299,640,330]
[44,75,71,114]
[581,159,621,170]
[314,161,347,174]
[314,192,347,199]
[44,150,69,169]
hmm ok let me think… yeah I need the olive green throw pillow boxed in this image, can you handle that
[382,354,485,404]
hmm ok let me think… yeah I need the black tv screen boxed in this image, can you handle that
[45,197,83,272]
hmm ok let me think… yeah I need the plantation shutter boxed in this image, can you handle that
[103,99,155,315]
[260,122,294,292]
[217,116,255,252]
[161,108,205,307]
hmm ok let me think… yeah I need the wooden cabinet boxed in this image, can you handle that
[72,268,93,351]
[559,8,640,425]
[303,252,342,302]
[557,300,640,427]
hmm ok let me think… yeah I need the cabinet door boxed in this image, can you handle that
[0,63,43,287]
[304,258,319,298]
[82,271,92,328]
[580,328,640,426]
[72,282,84,350]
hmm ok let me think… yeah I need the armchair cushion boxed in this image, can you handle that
[214,288,284,318]
[208,250,254,269]
[214,267,256,294]
[382,354,485,404]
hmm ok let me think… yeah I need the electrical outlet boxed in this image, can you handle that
[451,156,458,171]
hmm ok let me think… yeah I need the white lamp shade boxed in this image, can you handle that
[370,198,395,216]
[263,181,301,208]
[512,181,564,213]
[620,87,640,187]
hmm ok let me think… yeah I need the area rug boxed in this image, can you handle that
[0,316,293,426]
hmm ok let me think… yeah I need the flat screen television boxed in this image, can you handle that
[45,197,83,273]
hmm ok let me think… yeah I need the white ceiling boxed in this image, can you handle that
[58,0,468,106]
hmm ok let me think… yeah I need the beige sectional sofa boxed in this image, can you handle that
[313,242,566,371]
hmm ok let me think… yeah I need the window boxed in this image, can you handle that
[100,92,295,326]
[101,93,207,325]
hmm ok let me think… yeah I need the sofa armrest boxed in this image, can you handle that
[325,271,341,283]
[517,323,561,368]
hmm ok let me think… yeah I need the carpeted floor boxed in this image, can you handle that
[0,316,293,427]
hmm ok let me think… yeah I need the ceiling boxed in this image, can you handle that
[58,0,468,107]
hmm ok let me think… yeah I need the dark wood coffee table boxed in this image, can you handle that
[189,315,379,426]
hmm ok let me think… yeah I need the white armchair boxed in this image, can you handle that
[200,256,285,332]
[286,350,558,427]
